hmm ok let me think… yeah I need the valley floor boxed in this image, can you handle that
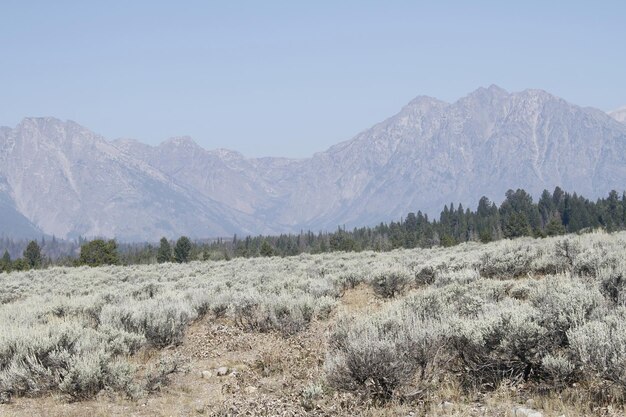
[0,234,626,417]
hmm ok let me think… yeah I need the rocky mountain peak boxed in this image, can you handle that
[13,117,105,149]
[404,94,447,108]
[17,116,86,132]
[609,106,626,124]
[160,135,200,149]
[210,148,245,162]
[468,84,509,98]
[514,88,567,107]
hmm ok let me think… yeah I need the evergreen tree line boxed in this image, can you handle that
[0,235,79,267]
[1,187,625,271]
[204,187,626,258]
[105,186,626,265]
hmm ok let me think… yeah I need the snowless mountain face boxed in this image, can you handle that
[257,85,626,229]
[1,86,625,240]
[610,106,626,124]
[0,118,265,240]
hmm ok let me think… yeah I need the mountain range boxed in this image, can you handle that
[1,85,625,241]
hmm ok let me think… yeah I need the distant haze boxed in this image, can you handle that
[1,86,625,241]
[1,2,625,157]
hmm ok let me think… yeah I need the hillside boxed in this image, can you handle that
[0,119,265,240]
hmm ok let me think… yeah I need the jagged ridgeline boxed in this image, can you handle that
[1,86,625,241]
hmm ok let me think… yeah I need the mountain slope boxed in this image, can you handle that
[0,118,262,240]
[2,86,625,240]
[113,136,290,218]
[135,86,626,232]
[0,179,43,239]
[263,86,626,229]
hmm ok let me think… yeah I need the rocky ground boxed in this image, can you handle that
[1,285,623,417]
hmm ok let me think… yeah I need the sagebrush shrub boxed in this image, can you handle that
[325,316,416,402]
[554,238,581,271]
[415,266,436,286]
[479,243,536,278]
[598,263,626,305]
[449,300,549,386]
[370,271,409,298]
[58,351,108,400]
[530,276,605,346]
[326,294,450,402]
[143,356,182,393]
[541,353,575,385]
[569,309,626,387]
[434,268,480,287]
[300,382,324,410]
[336,273,363,291]
[100,298,194,347]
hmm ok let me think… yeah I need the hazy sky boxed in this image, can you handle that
[1,1,625,157]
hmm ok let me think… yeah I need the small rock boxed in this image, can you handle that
[442,401,454,411]
[194,402,205,414]
[244,386,258,394]
[201,370,211,379]
[216,366,230,376]
[513,407,543,417]
[525,398,536,408]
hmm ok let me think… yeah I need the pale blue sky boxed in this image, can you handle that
[1,1,624,157]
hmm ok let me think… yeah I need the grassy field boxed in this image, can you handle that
[2,231,626,416]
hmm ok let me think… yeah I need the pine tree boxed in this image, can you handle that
[503,212,531,238]
[1,250,11,273]
[538,189,555,227]
[622,192,626,226]
[479,229,492,243]
[79,239,119,267]
[12,258,29,271]
[156,237,173,263]
[24,240,42,269]
[545,217,566,236]
[260,240,274,257]
[174,236,192,263]
[606,190,621,230]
